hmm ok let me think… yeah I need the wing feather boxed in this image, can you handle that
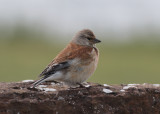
[39,61,69,77]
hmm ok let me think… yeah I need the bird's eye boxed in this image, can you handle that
[87,38,92,40]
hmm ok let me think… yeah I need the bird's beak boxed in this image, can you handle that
[93,38,101,43]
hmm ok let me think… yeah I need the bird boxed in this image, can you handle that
[33,29,101,87]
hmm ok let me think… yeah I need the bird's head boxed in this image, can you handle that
[72,29,101,47]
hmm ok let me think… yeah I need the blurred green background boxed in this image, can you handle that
[0,24,160,84]
[0,0,160,84]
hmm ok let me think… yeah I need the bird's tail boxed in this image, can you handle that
[32,77,46,87]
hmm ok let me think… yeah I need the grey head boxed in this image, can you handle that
[71,29,101,47]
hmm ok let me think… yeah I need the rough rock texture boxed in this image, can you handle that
[0,82,160,114]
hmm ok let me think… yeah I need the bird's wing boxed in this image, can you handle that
[33,61,70,87]
[38,61,70,77]
[38,43,93,77]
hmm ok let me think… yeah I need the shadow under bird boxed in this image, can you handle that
[33,29,101,87]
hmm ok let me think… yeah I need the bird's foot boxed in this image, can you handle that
[76,83,86,88]
[44,80,59,85]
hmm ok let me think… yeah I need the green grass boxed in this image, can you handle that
[0,40,160,84]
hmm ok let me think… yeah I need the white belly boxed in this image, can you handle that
[76,61,97,83]
[65,55,98,84]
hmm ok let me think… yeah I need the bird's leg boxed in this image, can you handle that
[45,80,59,84]
[52,80,59,84]
[76,83,85,88]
